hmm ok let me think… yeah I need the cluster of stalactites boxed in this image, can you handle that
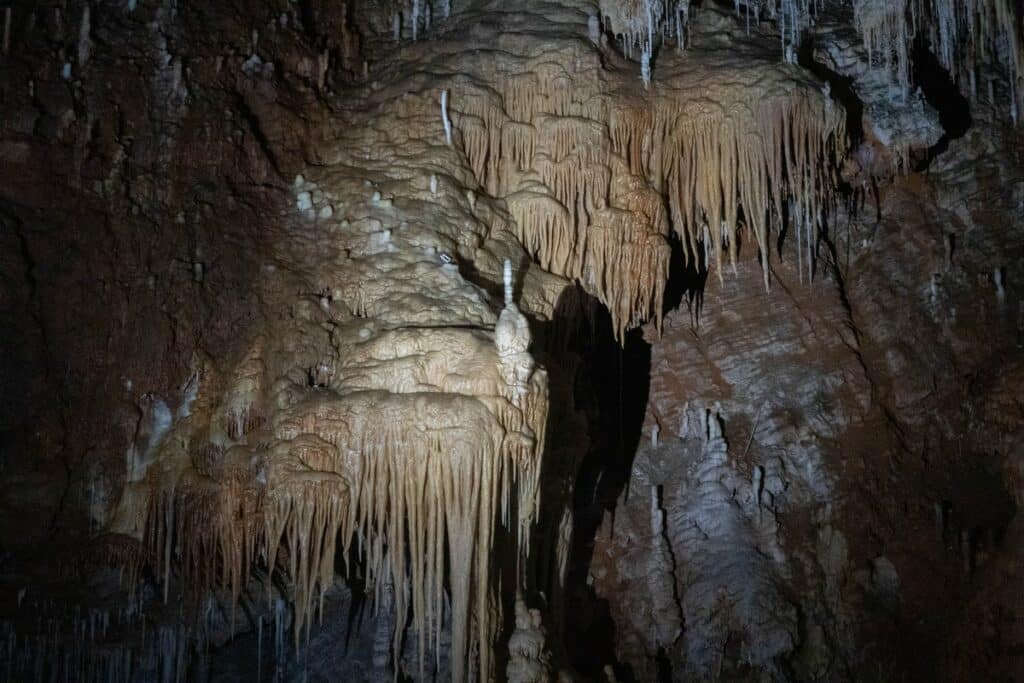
[766,0,824,63]
[702,0,826,62]
[609,91,845,291]
[605,0,1023,118]
[721,0,824,62]
[140,343,549,683]
[600,0,826,69]
[0,610,190,683]
[914,0,1023,118]
[458,79,672,342]
[271,381,549,683]
[388,0,452,41]
[144,437,351,650]
[849,0,1022,117]
[599,0,692,83]
[458,67,842,328]
[854,0,913,93]
[721,0,1022,109]
[599,0,691,54]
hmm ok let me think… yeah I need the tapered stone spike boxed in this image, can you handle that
[441,89,452,145]
[503,259,514,306]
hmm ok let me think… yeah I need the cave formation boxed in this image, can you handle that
[0,0,1022,681]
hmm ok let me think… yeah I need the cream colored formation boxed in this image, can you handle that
[104,64,552,679]
[455,12,844,336]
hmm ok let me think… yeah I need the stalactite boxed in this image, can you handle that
[921,0,1023,116]
[106,313,550,683]
[614,0,1023,119]
[269,376,547,681]
[441,89,453,146]
[854,0,913,95]
[0,600,191,683]
[452,53,843,338]
[851,0,1023,116]
[92,533,149,601]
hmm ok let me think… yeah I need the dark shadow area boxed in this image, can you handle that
[798,31,864,151]
[563,322,651,682]
[524,226,707,679]
[522,281,653,680]
[791,38,866,269]
[912,38,972,167]
[661,229,709,322]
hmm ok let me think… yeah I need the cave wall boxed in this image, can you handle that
[583,125,1023,680]
[0,1,1021,682]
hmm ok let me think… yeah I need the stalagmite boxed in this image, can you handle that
[496,261,536,407]
[506,598,553,683]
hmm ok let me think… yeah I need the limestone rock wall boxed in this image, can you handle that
[0,0,1021,682]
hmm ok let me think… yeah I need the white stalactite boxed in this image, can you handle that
[504,258,514,306]
[441,89,452,146]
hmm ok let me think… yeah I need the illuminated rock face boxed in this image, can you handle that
[452,9,845,337]
[0,0,1021,682]
[100,59,553,679]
